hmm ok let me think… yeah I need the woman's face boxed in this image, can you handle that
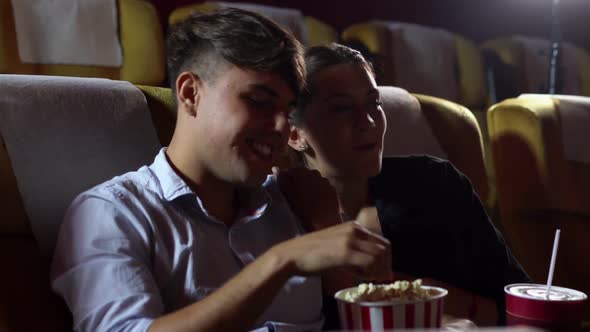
[292,63,386,179]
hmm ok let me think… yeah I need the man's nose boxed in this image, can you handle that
[274,110,289,133]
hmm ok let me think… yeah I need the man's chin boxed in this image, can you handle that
[233,166,271,187]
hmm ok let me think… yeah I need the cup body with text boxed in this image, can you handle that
[505,283,588,332]
[334,285,447,330]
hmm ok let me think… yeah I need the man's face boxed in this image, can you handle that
[194,65,296,186]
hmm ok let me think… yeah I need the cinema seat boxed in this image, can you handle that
[487,94,590,322]
[0,75,177,332]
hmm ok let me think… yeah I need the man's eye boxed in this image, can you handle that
[247,96,272,107]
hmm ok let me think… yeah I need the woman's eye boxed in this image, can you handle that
[332,105,353,113]
[373,99,383,107]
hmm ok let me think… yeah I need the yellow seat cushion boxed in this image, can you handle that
[137,85,177,146]
[119,0,165,85]
[169,2,220,25]
[304,16,338,46]
[455,36,487,108]
[0,0,164,85]
[415,94,489,205]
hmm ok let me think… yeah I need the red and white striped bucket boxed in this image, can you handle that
[335,286,448,330]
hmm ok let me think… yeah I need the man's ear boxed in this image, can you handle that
[176,71,202,117]
[288,126,309,152]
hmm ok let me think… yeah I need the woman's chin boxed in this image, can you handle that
[354,160,382,179]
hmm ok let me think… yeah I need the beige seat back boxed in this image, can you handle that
[0,76,176,331]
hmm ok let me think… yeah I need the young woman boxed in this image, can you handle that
[286,43,531,327]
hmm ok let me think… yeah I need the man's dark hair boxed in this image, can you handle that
[291,43,374,124]
[166,8,305,98]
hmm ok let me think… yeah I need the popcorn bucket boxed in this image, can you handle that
[334,285,448,330]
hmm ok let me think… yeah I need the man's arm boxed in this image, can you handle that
[148,246,291,332]
[272,167,392,295]
[53,193,390,332]
[150,221,390,332]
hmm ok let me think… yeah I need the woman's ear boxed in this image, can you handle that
[288,126,309,152]
[176,71,202,117]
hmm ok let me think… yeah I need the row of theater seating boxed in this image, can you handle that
[0,75,588,331]
[0,0,589,330]
[2,0,589,101]
[2,0,589,208]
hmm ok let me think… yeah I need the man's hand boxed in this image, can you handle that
[270,221,391,281]
[356,206,383,235]
[273,166,341,231]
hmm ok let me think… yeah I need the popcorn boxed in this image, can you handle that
[344,279,440,303]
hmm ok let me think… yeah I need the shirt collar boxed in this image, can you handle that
[149,148,195,201]
[150,148,272,221]
[234,176,273,223]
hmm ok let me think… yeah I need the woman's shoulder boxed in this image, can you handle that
[379,155,456,181]
[372,155,469,198]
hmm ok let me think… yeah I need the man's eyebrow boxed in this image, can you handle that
[248,83,296,108]
[248,84,279,98]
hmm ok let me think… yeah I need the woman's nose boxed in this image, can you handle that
[357,110,377,130]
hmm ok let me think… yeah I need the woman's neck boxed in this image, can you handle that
[328,176,372,221]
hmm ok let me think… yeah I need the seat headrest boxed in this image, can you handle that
[381,22,459,102]
[513,36,583,95]
[520,94,590,163]
[379,86,447,159]
[0,75,161,255]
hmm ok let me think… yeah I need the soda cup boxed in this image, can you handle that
[505,283,588,331]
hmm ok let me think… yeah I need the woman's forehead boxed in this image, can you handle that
[311,63,377,97]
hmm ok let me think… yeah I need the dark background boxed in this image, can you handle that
[149,0,590,50]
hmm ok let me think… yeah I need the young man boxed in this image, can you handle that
[51,9,390,332]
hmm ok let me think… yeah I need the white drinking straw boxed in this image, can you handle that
[545,229,561,299]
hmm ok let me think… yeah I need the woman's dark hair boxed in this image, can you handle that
[290,43,375,125]
[166,8,305,99]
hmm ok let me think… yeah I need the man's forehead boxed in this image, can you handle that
[227,67,295,99]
